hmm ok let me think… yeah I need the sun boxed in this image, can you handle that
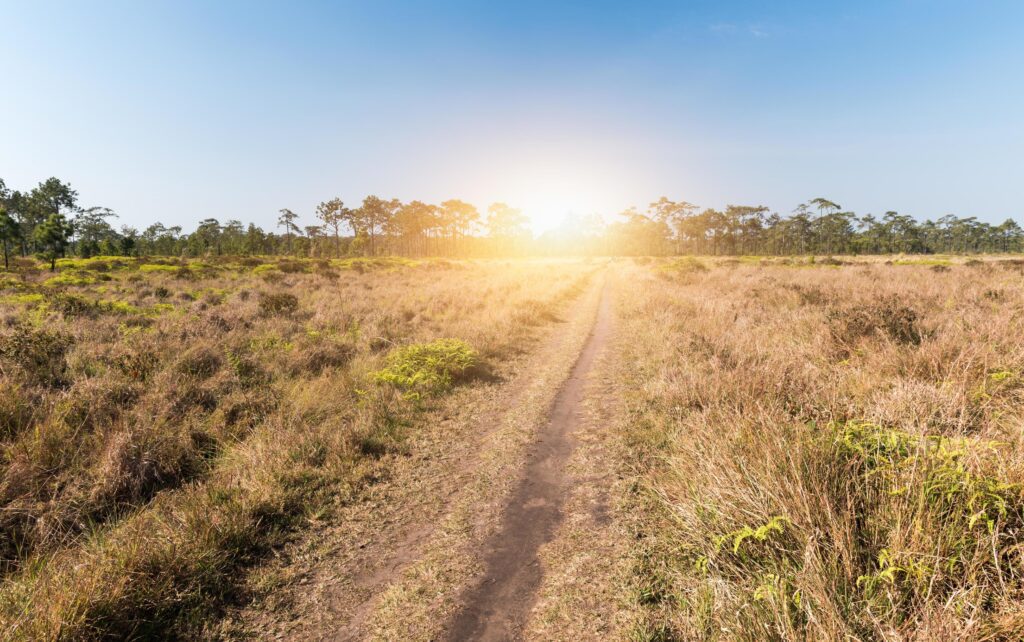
[494,162,634,234]
[452,136,640,234]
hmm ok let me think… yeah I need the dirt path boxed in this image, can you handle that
[446,285,613,640]
[222,273,614,641]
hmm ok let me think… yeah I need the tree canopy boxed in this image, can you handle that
[2,175,1023,260]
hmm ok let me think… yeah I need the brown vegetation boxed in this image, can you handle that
[0,256,595,639]
[615,259,1024,640]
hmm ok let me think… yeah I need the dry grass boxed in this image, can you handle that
[615,259,1024,641]
[0,256,595,639]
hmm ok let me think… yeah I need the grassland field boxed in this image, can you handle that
[2,254,1024,640]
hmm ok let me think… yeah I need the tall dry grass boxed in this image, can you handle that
[617,258,1024,641]
[0,256,595,639]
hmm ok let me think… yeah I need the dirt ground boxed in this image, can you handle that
[221,269,636,641]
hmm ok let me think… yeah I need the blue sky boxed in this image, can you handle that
[2,0,1023,231]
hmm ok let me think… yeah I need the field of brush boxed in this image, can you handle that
[5,253,1024,640]
[0,255,595,639]
[617,256,1024,640]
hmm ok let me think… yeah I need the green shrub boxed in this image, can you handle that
[139,263,180,273]
[659,257,709,275]
[372,338,478,398]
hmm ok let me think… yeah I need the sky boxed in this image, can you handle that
[2,0,1024,233]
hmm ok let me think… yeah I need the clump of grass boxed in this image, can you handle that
[0,323,73,387]
[836,420,1022,614]
[43,272,96,287]
[827,295,922,348]
[138,263,181,273]
[373,338,478,398]
[892,258,952,266]
[258,292,299,316]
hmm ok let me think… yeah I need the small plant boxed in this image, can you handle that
[372,338,478,398]
[258,292,299,316]
[659,257,708,274]
[827,295,922,348]
[0,323,74,387]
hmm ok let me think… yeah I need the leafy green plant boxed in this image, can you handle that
[372,338,478,398]
[835,420,1023,611]
[714,515,792,556]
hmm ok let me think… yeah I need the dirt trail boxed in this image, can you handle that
[445,285,613,640]
[225,273,612,641]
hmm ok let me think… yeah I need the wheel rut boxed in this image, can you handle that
[445,282,613,641]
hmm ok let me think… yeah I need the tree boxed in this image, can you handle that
[26,178,78,254]
[221,220,246,254]
[440,199,479,255]
[119,226,138,257]
[486,202,529,254]
[316,198,349,257]
[190,218,223,255]
[607,207,670,255]
[354,196,400,255]
[73,206,118,257]
[304,225,323,256]
[33,212,74,270]
[277,208,300,254]
[390,200,438,256]
[649,197,699,253]
[0,206,20,270]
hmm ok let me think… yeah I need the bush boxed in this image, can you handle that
[372,338,478,398]
[50,293,100,318]
[827,295,922,348]
[657,257,709,280]
[0,324,74,387]
[258,292,299,316]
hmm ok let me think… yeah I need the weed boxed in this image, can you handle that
[373,338,478,398]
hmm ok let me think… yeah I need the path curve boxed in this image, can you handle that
[446,283,612,640]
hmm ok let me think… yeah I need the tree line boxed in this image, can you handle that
[2,177,1022,268]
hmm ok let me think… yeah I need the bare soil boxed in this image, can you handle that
[445,285,613,640]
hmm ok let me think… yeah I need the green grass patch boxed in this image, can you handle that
[372,338,478,398]
[333,257,418,272]
[658,257,709,274]
[43,272,97,287]
[139,263,182,273]
[0,293,46,305]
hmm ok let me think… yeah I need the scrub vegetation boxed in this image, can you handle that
[616,257,1024,640]
[0,256,595,639]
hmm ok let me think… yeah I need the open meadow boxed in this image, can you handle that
[3,255,1024,640]
[616,256,1024,640]
[6,3,1024,639]
[0,256,595,639]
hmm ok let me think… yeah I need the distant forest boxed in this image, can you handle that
[2,177,1023,264]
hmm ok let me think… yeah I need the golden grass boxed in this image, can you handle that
[614,260,1024,640]
[0,257,595,639]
